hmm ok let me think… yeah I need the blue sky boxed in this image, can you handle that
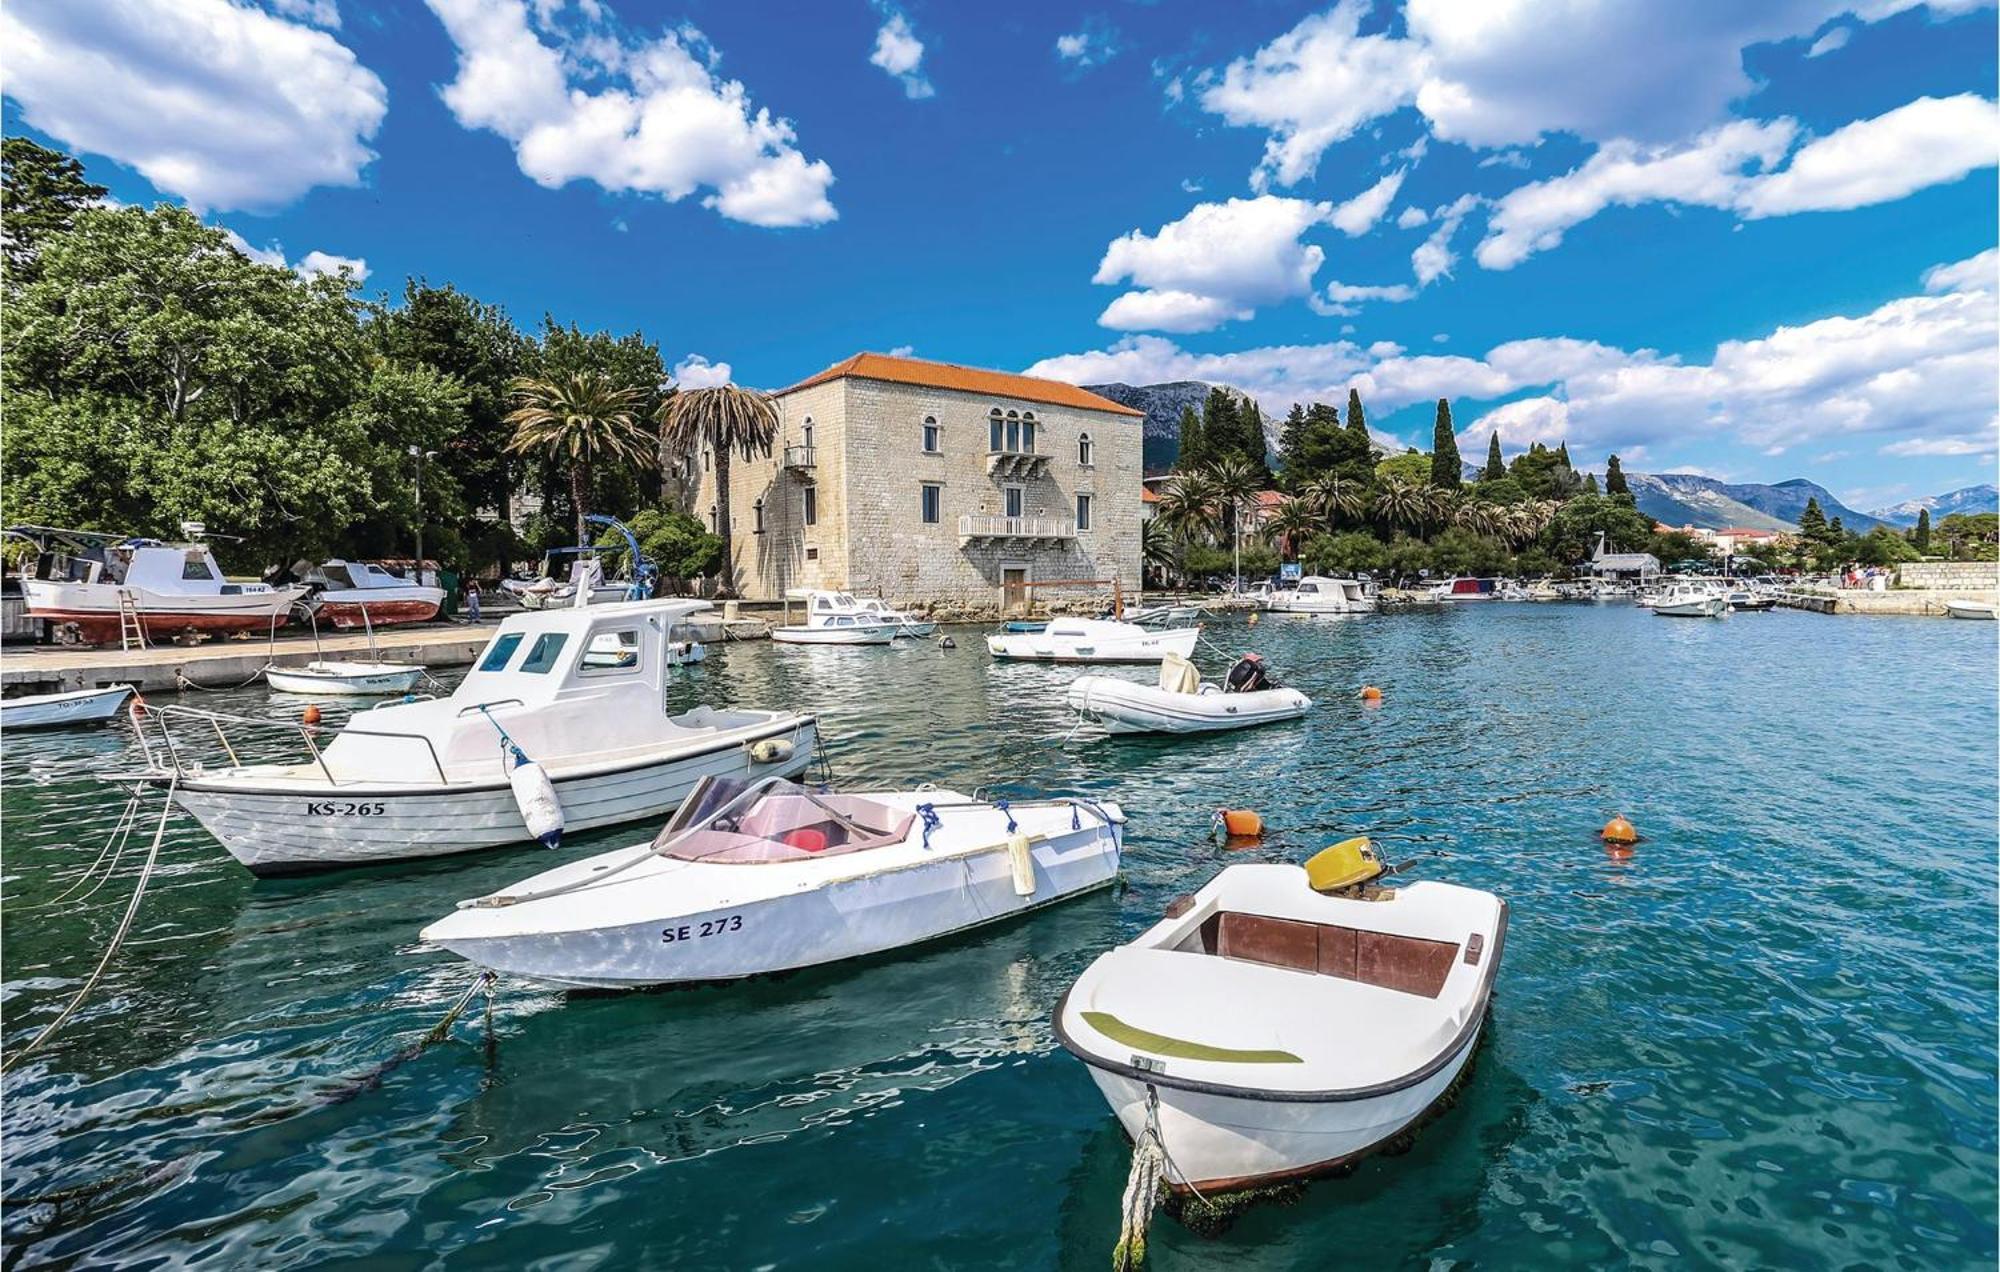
[4,0,1996,511]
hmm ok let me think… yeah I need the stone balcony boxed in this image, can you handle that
[782,444,816,471]
[985,449,1051,478]
[958,514,1077,543]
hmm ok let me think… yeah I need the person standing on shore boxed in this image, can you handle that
[466,578,481,622]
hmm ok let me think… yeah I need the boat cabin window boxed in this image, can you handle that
[321,564,358,589]
[181,551,217,581]
[1299,582,1319,594]
[580,629,641,673]
[519,633,569,675]
[478,632,525,671]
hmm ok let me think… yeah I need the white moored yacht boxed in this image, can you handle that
[122,599,817,875]
[853,596,937,638]
[1057,842,1506,1194]
[421,776,1124,989]
[986,616,1198,664]
[1261,576,1376,615]
[12,525,305,645]
[308,560,444,628]
[771,589,898,645]
[1652,582,1727,618]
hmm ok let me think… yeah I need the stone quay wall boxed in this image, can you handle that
[1896,561,1999,590]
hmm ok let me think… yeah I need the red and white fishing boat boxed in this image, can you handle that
[11,525,305,645]
[309,560,444,628]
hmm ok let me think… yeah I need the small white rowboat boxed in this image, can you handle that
[1067,656,1309,735]
[265,661,427,696]
[1944,599,1996,620]
[1057,845,1505,1194]
[987,617,1199,664]
[422,776,1124,989]
[0,684,135,730]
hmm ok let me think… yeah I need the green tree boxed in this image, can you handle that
[1301,530,1389,576]
[1263,497,1318,559]
[1852,524,1920,567]
[1913,507,1932,552]
[1155,470,1221,546]
[2,137,107,281]
[658,384,780,593]
[1797,496,1828,541]
[1483,431,1505,481]
[1583,472,1600,494]
[506,372,656,544]
[1277,403,1308,481]
[1344,388,1368,444]
[1604,454,1629,496]
[594,507,723,590]
[1376,451,1430,485]
[1542,493,1657,562]
[1174,403,1206,472]
[1429,399,1462,489]
[1205,453,1267,581]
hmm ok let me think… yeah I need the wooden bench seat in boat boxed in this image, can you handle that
[1200,911,1460,999]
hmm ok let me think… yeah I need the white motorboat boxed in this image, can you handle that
[1066,655,1310,735]
[853,597,938,638]
[0,684,135,730]
[1652,583,1727,618]
[1261,576,1375,615]
[1057,842,1506,1194]
[421,776,1124,989]
[1427,577,1504,602]
[1724,586,1775,612]
[13,525,305,645]
[264,661,427,696]
[502,556,641,610]
[1123,603,1206,626]
[1944,599,1996,620]
[121,599,817,876]
[308,560,444,628]
[772,589,899,644]
[987,617,1199,664]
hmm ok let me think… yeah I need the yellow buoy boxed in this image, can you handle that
[1359,686,1383,702]
[1601,815,1638,846]
[1248,611,1259,626]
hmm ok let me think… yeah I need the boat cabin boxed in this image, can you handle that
[315,560,417,592]
[1293,576,1369,603]
[25,537,268,597]
[1432,576,1502,599]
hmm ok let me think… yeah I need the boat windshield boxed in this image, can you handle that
[652,778,914,863]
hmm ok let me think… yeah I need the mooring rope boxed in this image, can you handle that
[1114,1123,1167,1272]
[2,777,176,1075]
[313,971,496,1106]
[18,787,143,911]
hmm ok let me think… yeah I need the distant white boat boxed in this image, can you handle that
[987,617,1199,664]
[1067,657,1310,735]
[1260,576,1375,615]
[1,683,134,730]
[16,527,305,644]
[1427,577,1504,602]
[265,661,427,696]
[771,589,900,645]
[1945,599,1996,620]
[1653,583,1727,618]
[853,596,937,638]
[309,560,443,628]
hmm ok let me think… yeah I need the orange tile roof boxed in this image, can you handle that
[779,352,1145,417]
[1142,487,1160,502]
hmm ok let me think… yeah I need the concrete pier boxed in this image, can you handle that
[1,624,497,696]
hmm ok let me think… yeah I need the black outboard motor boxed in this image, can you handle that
[1225,653,1272,693]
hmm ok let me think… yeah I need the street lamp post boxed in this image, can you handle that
[409,445,438,585]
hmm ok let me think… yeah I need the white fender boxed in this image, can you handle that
[1007,832,1036,896]
[749,737,794,764]
[508,753,564,848]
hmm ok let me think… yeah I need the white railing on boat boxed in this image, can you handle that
[130,702,449,785]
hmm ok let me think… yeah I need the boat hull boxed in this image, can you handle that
[1654,599,1726,617]
[159,720,818,875]
[22,580,304,644]
[986,627,1199,664]
[1079,1015,1483,1193]
[771,625,896,644]
[1945,600,1996,620]
[315,595,442,628]
[424,813,1121,989]
[264,663,427,695]
[0,684,134,729]
[1067,677,1310,734]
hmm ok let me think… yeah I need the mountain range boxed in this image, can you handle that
[1867,484,1998,526]
[1088,378,1980,532]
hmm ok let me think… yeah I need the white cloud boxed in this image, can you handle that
[1924,247,1998,293]
[1092,195,1331,332]
[1329,169,1405,235]
[1030,251,2000,464]
[224,229,290,269]
[1,0,386,212]
[1413,193,1480,284]
[296,249,368,281]
[1323,280,1417,303]
[870,6,934,100]
[425,0,836,228]
[1736,94,2000,217]
[1806,25,1851,56]
[1055,17,1121,70]
[673,353,733,388]
[1197,0,1428,190]
[1180,177,1205,194]
[887,344,916,358]
[269,0,342,28]
[1477,150,1533,170]
[1395,205,1429,229]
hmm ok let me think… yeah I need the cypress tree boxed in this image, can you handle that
[1483,431,1505,480]
[1828,515,1844,539]
[1242,398,1271,472]
[1556,441,1572,468]
[1175,403,1205,471]
[1429,399,1461,489]
[1797,496,1827,540]
[1583,472,1600,494]
[1604,454,1629,496]
[1345,388,1368,441]
[1915,507,1932,552]
[1278,403,1308,478]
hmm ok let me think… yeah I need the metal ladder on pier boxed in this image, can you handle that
[117,588,149,651]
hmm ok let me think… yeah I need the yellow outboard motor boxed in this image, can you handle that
[1304,836,1384,894]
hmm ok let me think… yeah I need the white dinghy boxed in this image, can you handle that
[1944,598,1996,620]
[421,776,1124,989]
[121,599,817,876]
[987,617,1198,664]
[1067,655,1309,735]
[265,661,427,696]
[0,684,135,730]
[1057,840,1505,1195]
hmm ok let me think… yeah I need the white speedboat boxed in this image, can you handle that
[1724,587,1775,612]
[1262,577,1375,615]
[1652,583,1726,618]
[854,597,937,638]
[264,660,427,696]
[986,617,1198,664]
[421,776,1124,989]
[772,589,898,644]
[1945,599,1996,620]
[1066,655,1310,735]
[1057,843,1506,1194]
[122,599,817,876]
[308,560,444,628]
[0,684,135,730]
[14,526,305,644]
[1427,577,1504,602]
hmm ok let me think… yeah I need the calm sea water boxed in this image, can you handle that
[3,604,1994,1269]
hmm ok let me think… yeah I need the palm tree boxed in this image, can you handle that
[1264,497,1318,559]
[658,384,780,593]
[1455,499,1502,538]
[1204,454,1267,587]
[1141,519,1180,586]
[1304,473,1367,529]
[1155,471,1222,546]
[505,371,655,542]
[1373,474,1429,539]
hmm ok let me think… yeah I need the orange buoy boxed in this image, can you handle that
[1220,809,1263,838]
[130,693,148,717]
[302,704,323,726]
[1600,815,1638,846]
[1359,686,1383,702]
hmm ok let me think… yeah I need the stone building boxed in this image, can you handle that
[683,352,1145,610]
